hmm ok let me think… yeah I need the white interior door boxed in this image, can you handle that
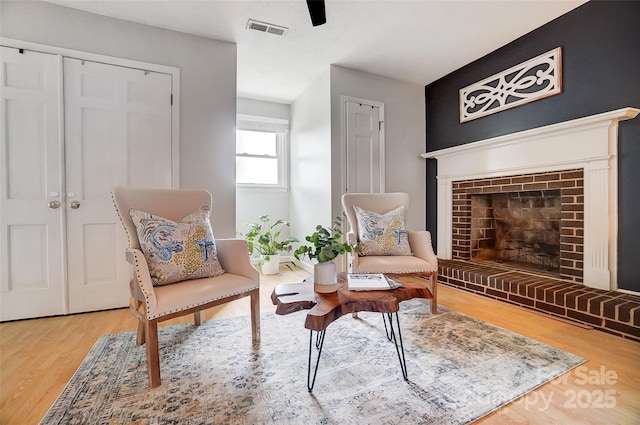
[63,58,173,314]
[0,47,66,321]
[345,100,384,193]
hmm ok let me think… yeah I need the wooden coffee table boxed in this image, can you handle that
[271,272,436,391]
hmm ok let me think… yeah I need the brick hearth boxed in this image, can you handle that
[438,259,640,342]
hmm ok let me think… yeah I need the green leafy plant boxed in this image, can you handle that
[238,215,298,266]
[294,216,357,263]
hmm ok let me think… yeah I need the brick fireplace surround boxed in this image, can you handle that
[452,169,584,283]
[444,170,640,342]
[424,108,640,342]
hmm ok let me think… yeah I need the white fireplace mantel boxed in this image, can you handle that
[422,107,639,290]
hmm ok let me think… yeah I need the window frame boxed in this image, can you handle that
[235,115,289,190]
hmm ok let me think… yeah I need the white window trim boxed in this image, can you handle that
[236,114,289,189]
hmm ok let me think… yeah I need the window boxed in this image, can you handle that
[236,115,288,188]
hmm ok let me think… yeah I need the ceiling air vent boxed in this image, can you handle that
[246,19,288,36]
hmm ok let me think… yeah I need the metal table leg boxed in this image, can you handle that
[382,312,408,381]
[307,329,326,392]
[308,313,408,392]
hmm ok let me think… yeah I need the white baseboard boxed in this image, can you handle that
[249,255,297,266]
[294,260,314,274]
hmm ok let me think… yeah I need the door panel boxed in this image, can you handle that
[63,58,172,314]
[345,101,383,193]
[0,47,66,321]
[127,111,173,187]
[83,223,117,283]
[8,225,48,289]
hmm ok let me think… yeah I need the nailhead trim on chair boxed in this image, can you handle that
[111,191,131,246]
[112,191,155,306]
[132,254,155,312]
[146,287,258,320]
[354,268,437,274]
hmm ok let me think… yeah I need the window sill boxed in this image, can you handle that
[236,185,289,193]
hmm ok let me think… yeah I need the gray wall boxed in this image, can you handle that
[289,65,427,272]
[330,65,426,230]
[290,68,333,271]
[237,97,289,122]
[0,1,238,237]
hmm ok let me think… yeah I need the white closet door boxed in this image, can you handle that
[345,101,383,193]
[63,58,172,314]
[0,47,66,321]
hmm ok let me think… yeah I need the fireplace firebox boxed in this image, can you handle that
[471,190,561,273]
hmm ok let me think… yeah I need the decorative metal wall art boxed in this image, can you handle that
[459,47,562,123]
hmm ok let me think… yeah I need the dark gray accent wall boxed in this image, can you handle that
[425,1,640,291]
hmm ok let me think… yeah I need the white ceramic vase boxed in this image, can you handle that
[314,261,338,293]
[260,253,280,275]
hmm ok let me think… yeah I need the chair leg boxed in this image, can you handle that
[135,300,145,345]
[250,289,261,345]
[136,319,145,346]
[430,271,438,315]
[145,320,161,388]
[194,311,202,326]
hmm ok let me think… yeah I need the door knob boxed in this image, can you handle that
[48,200,61,209]
[70,200,81,209]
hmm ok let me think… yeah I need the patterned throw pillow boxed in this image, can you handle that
[354,205,412,256]
[129,206,225,286]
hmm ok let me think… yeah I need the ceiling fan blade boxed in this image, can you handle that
[306,0,326,26]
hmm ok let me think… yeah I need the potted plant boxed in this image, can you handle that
[238,215,298,275]
[294,216,357,292]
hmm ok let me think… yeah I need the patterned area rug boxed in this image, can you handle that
[40,300,585,424]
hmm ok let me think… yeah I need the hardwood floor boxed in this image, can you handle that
[1,267,638,425]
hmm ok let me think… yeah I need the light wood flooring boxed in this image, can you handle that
[1,267,638,425]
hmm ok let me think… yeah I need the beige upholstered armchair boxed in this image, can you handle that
[341,192,438,313]
[112,187,260,387]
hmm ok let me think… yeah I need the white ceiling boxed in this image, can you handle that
[47,0,587,104]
